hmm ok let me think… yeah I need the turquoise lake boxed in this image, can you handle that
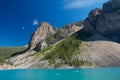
[0,68,120,80]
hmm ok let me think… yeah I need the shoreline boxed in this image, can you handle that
[0,67,94,70]
[1,66,120,71]
[0,64,95,70]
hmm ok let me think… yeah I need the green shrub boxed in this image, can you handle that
[72,59,92,67]
[43,31,93,67]
[39,46,53,53]
[45,34,82,65]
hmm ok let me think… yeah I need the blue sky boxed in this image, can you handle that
[0,0,108,46]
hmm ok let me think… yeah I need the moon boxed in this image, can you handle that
[22,27,25,30]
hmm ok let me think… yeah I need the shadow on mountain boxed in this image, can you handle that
[74,28,120,44]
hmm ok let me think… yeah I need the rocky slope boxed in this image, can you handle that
[1,0,120,69]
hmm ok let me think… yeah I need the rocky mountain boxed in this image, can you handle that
[1,0,120,69]
[28,22,83,51]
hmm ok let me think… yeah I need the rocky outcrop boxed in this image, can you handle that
[97,0,120,34]
[28,22,83,51]
[28,22,57,51]
[83,0,120,42]
[58,23,83,39]
[83,8,102,34]
[96,0,120,42]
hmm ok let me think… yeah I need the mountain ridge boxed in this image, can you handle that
[1,0,120,69]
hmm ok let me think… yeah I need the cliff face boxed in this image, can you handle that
[97,0,120,33]
[96,0,120,42]
[28,22,57,51]
[83,0,120,42]
[83,8,102,34]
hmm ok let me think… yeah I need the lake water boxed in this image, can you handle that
[0,68,120,80]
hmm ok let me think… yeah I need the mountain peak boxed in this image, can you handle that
[28,22,56,51]
[39,22,51,27]
[37,22,55,34]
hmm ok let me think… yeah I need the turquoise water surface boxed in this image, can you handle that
[0,68,120,80]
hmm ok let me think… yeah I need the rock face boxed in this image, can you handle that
[83,8,102,34]
[97,0,120,34]
[102,0,120,13]
[28,22,83,51]
[83,0,120,42]
[59,23,83,38]
[28,22,57,51]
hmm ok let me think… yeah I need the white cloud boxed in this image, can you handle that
[33,19,39,26]
[63,0,107,10]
